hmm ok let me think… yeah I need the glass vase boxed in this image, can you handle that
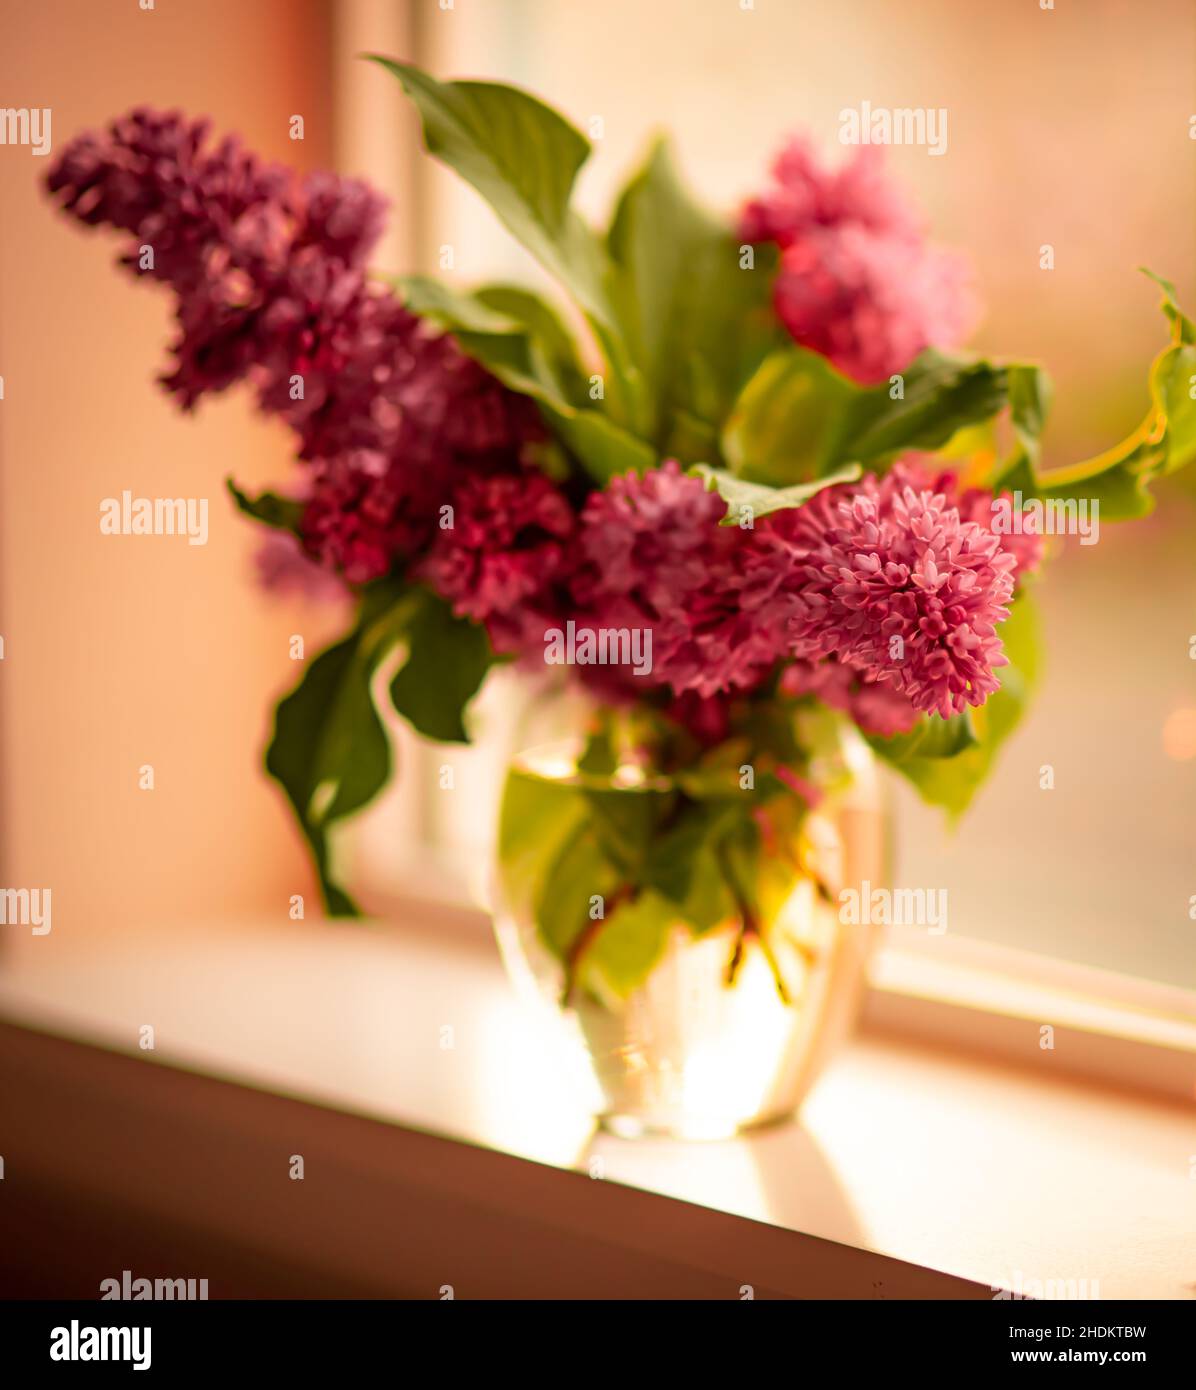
[492,705,887,1140]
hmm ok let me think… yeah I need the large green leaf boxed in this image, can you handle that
[721,348,855,483]
[692,460,862,526]
[265,584,412,915]
[267,587,497,913]
[394,275,655,483]
[607,138,783,456]
[546,412,656,484]
[836,351,1009,466]
[870,592,1042,819]
[722,345,1012,486]
[370,59,590,281]
[387,591,496,744]
[371,57,645,429]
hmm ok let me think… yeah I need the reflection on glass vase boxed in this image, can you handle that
[493,703,888,1140]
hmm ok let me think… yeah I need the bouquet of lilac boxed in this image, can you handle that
[46,61,1195,996]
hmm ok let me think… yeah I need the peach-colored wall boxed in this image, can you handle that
[0,0,344,935]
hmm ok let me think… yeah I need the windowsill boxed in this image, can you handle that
[1,914,1192,1299]
[361,857,1196,1101]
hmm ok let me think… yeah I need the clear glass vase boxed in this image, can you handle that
[492,698,887,1140]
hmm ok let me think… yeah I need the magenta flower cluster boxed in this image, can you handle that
[740,139,975,384]
[424,459,1037,733]
[45,109,541,583]
[47,110,1018,737]
[761,465,1022,719]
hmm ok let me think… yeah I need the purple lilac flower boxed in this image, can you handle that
[45,108,541,582]
[571,462,786,699]
[419,471,578,654]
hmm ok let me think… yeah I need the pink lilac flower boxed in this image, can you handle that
[740,139,921,244]
[45,109,540,582]
[764,464,1016,718]
[772,226,974,386]
[951,476,1045,580]
[886,459,1044,582]
[571,462,785,699]
[419,472,577,654]
[740,138,975,384]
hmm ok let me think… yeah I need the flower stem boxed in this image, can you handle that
[560,882,635,1007]
[716,841,790,1003]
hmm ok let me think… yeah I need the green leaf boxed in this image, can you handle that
[988,363,1052,498]
[872,593,1042,819]
[1141,267,1196,344]
[393,275,655,484]
[371,57,645,429]
[387,591,495,743]
[265,585,412,915]
[581,889,676,1001]
[533,824,623,962]
[370,59,589,271]
[607,138,783,456]
[269,586,494,911]
[1008,363,1052,472]
[472,283,591,397]
[672,739,753,801]
[836,350,1009,465]
[994,273,1196,519]
[642,800,740,932]
[226,478,303,533]
[722,345,1012,486]
[1154,350,1196,476]
[394,275,581,395]
[721,347,854,483]
[582,785,664,878]
[575,724,619,776]
[548,411,658,484]
[496,762,589,938]
[867,710,979,764]
[692,460,862,526]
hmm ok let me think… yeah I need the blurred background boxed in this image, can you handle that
[0,0,1192,987]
